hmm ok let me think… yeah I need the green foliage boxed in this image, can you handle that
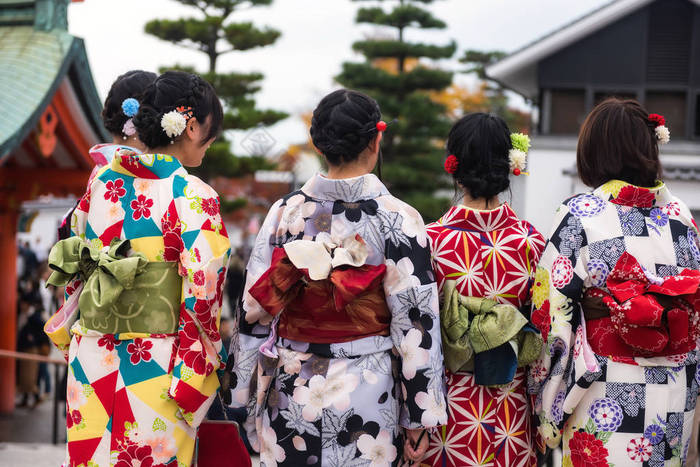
[146,0,288,194]
[337,0,454,220]
[460,49,507,80]
[356,5,446,29]
[352,40,456,60]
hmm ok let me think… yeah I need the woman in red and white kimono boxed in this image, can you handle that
[423,113,546,467]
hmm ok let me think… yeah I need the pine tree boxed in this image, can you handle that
[145,0,288,181]
[336,0,456,221]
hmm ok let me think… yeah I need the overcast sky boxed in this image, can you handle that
[68,0,610,155]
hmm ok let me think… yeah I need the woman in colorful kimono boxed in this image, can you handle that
[228,89,448,466]
[422,113,546,466]
[530,98,700,466]
[45,70,230,466]
[58,70,156,240]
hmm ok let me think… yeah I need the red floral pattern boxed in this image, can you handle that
[193,270,205,286]
[97,334,120,351]
[177,317,211,375]
[569,431,609,467]
[201,197,220,217]
[551,255,574,288]
[126,338,153,364]
[532,300,551,342]
[131,195,154,220]
[104,179,126,203]
[611,185,655,208]
[115,443,155,467]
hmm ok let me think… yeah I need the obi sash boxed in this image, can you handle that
[46,237,182,335]
[440,280,542,386]
[584,252,700,358]
[248,236,391,348]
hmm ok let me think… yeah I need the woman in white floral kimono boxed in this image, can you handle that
[228,89,448,466]
[530,98,700,466]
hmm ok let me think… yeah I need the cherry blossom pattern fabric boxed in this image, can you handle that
[54,153,230,467]
[228,173,447,467]
[423,203,545,467]
[530,180,700,466]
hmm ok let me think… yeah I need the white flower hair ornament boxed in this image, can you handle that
[509,133,531,176]
[648,113,670,144]
[161,106,194,142]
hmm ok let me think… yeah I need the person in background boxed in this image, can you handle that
[531,98,700,465]
[17,296,49,408]
[57,70,157,240]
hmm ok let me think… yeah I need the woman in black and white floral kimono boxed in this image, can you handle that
[228,89,447,466]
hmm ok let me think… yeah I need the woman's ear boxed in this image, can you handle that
[185,117,199,141]
[368,132,383,154]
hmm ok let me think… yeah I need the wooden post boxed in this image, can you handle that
[0,208,18,413]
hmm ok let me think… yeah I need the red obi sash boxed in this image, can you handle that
[585,252,700,358]
[248,247,390,344]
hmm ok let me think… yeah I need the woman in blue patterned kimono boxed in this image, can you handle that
[228,89,448,466]
[530,98,700,466]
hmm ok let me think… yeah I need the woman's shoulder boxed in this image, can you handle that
[176,173,219,200]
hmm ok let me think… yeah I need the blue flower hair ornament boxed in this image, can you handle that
[121,98,140,117]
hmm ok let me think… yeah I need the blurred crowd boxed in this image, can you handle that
[15,240,57,409]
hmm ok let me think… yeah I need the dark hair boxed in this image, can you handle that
[310,89,381,165]
[133,71,223,149]
[102,70,157,136]
[577,98,661,188]
[447,113,512,200]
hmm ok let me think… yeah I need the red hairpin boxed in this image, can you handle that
[648,114,665,127]
[444,155,459,174]
[376,121,387,132]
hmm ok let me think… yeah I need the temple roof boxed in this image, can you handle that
[0,0,108,161]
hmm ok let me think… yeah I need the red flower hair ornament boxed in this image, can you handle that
[648,113,670,144]
[444,154,459,174]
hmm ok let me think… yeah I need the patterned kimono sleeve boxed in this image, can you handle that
[169,176,231,428]
[382,202,447,430]
[229,200,283,410]
[44,184,93,358]
[530,203,588,448]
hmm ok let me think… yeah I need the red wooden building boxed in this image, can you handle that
[0,0,108,412]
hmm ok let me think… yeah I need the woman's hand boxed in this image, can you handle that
[402,428,428,465]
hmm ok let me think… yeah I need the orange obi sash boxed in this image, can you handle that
[248,237,390,345]
[584,252,700,358]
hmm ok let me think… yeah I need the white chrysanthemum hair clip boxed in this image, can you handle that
[121,98,140,139]
[648,114,670,144]
[509,133,531,176]
[161,106,194,143]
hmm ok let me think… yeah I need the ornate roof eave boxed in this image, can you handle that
[0,27,109,161]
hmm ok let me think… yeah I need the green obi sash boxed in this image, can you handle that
[440,280,543,383]
[47,237,182,335]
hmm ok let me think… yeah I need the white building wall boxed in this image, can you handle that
[512,138,700,237]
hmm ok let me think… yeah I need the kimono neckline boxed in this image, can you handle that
[89,143,139,166]
[592,179,674,208]
[301,173,390,202]
[436,202,521,232]
[111,153,188,180]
